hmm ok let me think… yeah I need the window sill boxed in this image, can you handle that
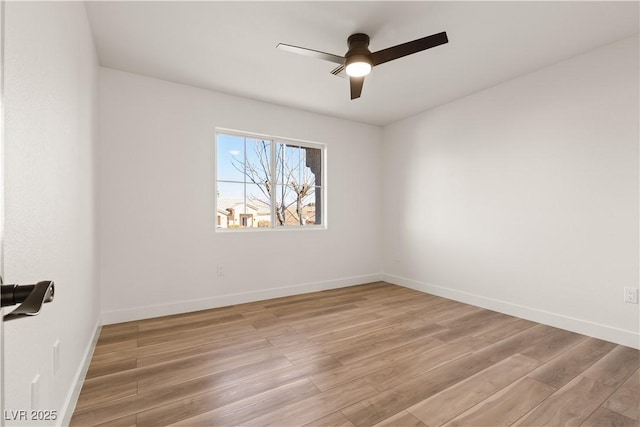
[215,225,327,233]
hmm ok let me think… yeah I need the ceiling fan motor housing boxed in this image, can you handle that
[345,33,373,66]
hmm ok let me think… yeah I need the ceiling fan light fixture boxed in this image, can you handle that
[345,56,371,77]
[345,60,372,77]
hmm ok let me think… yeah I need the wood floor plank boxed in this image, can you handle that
[528,337,617,388]
[307,311,417,344]
[135,305,241,332]
[373,411,427,427]
[136,336,272,368]
[310,336,445,392]
[136,313,246,341]
[376,294,454,311]
[135,324,260,360]
[603,369,640,421]
[73,355,298,425]
[75,359,277,425]
[372,298,452,318]
[380,293,449,311]
[137,353,292,394]
[520,329,586,362]
[244,378,378,427]
[91,347,138,364]
[407,354,541,426]
[332,323,447,364]
[432,312,514,343]
[582,345,639,388]
[443,377,555,427]
[342,325,556,426]
[472,323,561,365]
[291,311,382,336]
[98,323,137,339]
[308,316,414,345]
[74,380,138,412]
[380,290,436,305]
[96,328,138,346]
[516,375,616,426]
[304,411,355,427]
[279,322,418,365]
[367,294,449,312]
[275,294,367,312]
[92,415,137,427]
[263,293,363,309]
[581,406,639,427]
[414,302,483,325]
[87,345,138,378]
[472,317,537,344]
[154,378,320,427]
[72,282,640,427]
[136,320,256,348]
[92,338,137,357]
[437,308,503,328]
[344,353,494,426]
[230,300,267,314]
[362,336,486,392]
[137,355,341,427]
[275,303,359,321]
[241,311,281,329]
[85,356,137,380]
[319,282,393,299]
[360,290,425,306]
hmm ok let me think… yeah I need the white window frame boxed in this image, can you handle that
[215,128,327,232]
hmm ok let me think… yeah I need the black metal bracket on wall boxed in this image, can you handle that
[1,280,55,322]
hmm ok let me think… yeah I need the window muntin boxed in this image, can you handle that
[216,130,324,230]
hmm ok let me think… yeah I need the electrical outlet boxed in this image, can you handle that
[217,265,224,277]
[53,339,60,376]
[624,287,638,304]
[31,374,40,410]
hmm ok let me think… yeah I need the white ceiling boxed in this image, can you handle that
[85,1,639,126]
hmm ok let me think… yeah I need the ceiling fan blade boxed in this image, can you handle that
[277,43,344,64]
[371,32,448,66]
[350,76,364,100]
[330,64,346,78]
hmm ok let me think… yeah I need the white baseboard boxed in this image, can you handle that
[382,273,640,349]
[58,316,102,427]
[102,274,383,325]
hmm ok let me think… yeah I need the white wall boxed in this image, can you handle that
[382,35,640,348]
[4,2,100,425]
[98,68,382,323]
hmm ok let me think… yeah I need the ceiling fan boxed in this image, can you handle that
[277,31,448,100]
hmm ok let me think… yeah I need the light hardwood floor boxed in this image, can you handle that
[71,282,640,427]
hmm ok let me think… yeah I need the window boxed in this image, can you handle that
[216,130,325,230]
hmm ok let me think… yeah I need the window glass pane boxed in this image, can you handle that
[245,138,272,187]
[304,147,322,188]
[216,182,244,228]
[275,184,316,226]
[217,134,246,182]
[217,181,244,201]
[277,144,320,187]
[246,183,271,228]
[300,188,317,225]
[284,144,302,185]
[275,184,296,226]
